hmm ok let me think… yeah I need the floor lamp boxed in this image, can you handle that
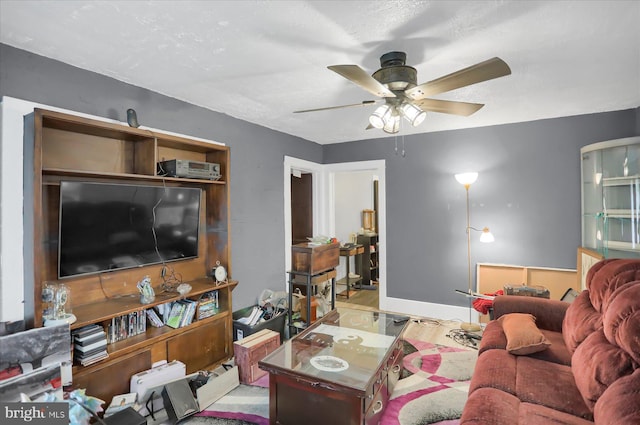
[455,172,494,332]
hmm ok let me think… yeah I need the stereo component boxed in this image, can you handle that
[157,159,221,180]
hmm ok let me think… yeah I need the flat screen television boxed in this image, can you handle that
[58,181,201,279]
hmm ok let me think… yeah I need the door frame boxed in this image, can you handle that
[284,156,388,310]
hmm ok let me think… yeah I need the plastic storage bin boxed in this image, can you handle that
[232,306,286,342]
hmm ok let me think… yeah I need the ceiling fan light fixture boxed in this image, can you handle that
[369,104,392,129]
[399,102,427,126]
[382,111,400,134]
[301,52,511,138]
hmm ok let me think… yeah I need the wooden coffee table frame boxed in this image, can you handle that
[259,308,407,425]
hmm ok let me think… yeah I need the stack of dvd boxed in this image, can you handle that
[107,310,147,343]
[72,324,109,366]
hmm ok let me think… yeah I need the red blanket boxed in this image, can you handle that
[472,290,503,314]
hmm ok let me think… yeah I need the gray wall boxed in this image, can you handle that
[1,43,638,311]
[324,109,639,307]
[0,44,322,309]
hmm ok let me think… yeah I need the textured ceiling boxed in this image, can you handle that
[1,0,639,144]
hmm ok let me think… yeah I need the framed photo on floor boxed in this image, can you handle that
[577,247,604,291]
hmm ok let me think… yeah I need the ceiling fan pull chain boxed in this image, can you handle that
[394,135,399,155]
[401,134,406,157]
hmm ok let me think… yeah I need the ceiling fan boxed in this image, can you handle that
[294,51,511,134]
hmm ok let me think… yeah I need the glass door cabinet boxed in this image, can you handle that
[581,137,640,258]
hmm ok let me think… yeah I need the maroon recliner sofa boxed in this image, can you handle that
[460,258,640,425]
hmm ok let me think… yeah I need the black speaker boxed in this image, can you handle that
[103,407,146,425]
[126,108,139,128]
[162,379,199,423]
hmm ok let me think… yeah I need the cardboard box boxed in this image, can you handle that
[300,296,319,323]
[291,242,339,275]
[233,329,280,384]
[133,364,239,419]
[192,365,239,411]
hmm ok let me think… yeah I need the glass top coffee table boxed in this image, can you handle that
[258,307,408,425]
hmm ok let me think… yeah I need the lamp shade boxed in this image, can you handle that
[382,111,400,134]
[455,172,478,186]
[369,104,393,129]
[399,102,427,126]
[480,227,495,243]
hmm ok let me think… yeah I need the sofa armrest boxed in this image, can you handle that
[492,295,569,332]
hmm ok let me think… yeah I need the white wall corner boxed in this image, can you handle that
[1,97,30,322]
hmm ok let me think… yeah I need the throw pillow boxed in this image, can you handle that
[499,313,551,355]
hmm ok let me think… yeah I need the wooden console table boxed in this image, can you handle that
[287,269,336,333]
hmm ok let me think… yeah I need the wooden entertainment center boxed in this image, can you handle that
[24,108,235,402]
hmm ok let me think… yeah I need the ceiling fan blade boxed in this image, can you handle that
[413,99,485,116]
[405,57,511,100]
[293,100,380,113]
[328,65,396,98]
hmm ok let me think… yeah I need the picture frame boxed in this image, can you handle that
[577,247,604,291]
[0,324,71,402]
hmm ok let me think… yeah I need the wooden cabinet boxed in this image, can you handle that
[167,318,229,374]
[24,108,235,402]
[357,234,379,286]
[73,348,153,403]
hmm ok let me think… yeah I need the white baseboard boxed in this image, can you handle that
[382,296,479,323]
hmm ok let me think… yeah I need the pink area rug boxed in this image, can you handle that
[194,337,475,425]
[380,338,476,425]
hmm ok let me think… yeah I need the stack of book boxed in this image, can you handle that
[197,290,219,320]
[166,299,197,329]
[72,324,108,366]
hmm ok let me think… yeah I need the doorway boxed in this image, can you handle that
[290,172,313,245]
[284,157,387,311]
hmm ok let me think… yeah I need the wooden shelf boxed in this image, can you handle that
[43,167,226,185]
[26,107,234,404]
[356,234,379,286]
[71,279,237,329]
[71,310,230,374]
[337,277,363,286]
